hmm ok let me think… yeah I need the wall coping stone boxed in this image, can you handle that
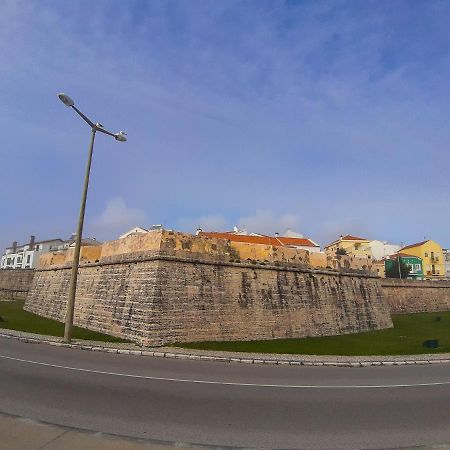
[1,328,449,368]
[34,251,378,279]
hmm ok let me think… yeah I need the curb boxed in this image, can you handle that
[2,330,450,368]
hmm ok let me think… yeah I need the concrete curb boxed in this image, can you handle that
[2,328,450,368]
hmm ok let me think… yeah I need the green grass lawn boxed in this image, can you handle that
[0,299,128,343]
[178,311,450,356]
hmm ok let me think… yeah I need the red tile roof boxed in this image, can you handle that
[341,235,367,241]
[400,240,429,251]
[199,232,319,248]
[325,234,368,248]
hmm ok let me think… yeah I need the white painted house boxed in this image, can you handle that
[443,248,450,280]
[1,235,100,269]
[1,236,64,269]
[369,240,401,261]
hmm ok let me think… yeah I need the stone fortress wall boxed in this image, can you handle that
[25,230,392,346]
[381,278,450,314]
[1,229,448,346]
[0,268,35,299]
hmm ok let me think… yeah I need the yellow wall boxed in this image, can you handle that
[372,260,386,278]
[37,230,372,272]
[38,245,102,268]
[400,240,445,279]
[325,238,371,258]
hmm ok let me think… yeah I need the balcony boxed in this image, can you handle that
[429,256,440,263]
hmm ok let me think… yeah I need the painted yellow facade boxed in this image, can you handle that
[324,235,371,258]
[372,260,386,278]
[399,240,445,279]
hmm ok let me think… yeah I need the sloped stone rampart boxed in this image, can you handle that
[25,250,392,346]
[0,269,35,299]
[381,279,450,314]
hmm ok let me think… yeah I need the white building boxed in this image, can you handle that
[369,240,401,261]
[1,236,64,269]
[119,225,169,240]
[443,248,450,280]
[1,235,100,269]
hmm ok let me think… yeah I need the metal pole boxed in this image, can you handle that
[64,127,96,343]
[397,253,402,279]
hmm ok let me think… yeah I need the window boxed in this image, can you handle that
[425,252,428,257]
[415,264,421,271]
[27,255,31,263]
[407,264,414,272]
[35,245,40,251]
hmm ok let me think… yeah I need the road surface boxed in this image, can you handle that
[1,336,450,449]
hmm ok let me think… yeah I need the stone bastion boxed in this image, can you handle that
[23,230,393,346]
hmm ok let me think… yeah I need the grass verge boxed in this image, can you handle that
[178,311,450,356]
[0,299,128,343]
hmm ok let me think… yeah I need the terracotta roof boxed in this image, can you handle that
[400,240,429,251]
[324,234,368,248]
[341,235,367,241]
[199,232,319,248]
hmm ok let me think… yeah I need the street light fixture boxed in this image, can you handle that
[58,93,126,343]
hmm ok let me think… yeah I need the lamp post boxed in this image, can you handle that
[58,93,126,343]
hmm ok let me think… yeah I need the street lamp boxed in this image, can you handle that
[58,93,126,343]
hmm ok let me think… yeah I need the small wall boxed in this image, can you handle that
[38,246,102,269]
[381,279,450,313]
[0,269,35,299]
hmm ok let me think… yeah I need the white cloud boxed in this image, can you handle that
[89,197,149,239]
[178,214,228,233]
[237,210,301,235]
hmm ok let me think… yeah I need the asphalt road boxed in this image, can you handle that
[1,337,450,449]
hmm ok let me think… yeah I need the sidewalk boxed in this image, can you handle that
[2,412,450,450]
[2,327,450,367]
[0,412,205,450]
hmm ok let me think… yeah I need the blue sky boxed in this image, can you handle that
[1,0,450,250]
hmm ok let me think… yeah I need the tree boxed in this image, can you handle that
[336,247,347,256]
[385,258,411,279]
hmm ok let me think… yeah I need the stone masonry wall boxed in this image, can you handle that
[25,250,392,346]
[0,269,35,299]
[382,279,450,314]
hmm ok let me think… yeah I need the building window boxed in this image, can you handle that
[27,255,31,263]
[425,252,428,257]
[415,264,421,271]
[407,264,414,272]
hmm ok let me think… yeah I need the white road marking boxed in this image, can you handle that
[1,354,449,389]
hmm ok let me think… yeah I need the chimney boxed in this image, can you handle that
[275,232,279,237]
[12,241,17,253]
[29,235,35,250]
[196,227,203,236]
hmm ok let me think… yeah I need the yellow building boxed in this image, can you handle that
[399,240,445,279]
[372,260,386,278]
[324,235,371,258]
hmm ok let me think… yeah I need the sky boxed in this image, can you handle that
[1,0,450,251]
